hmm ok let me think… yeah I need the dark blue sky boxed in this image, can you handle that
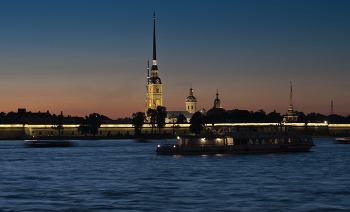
[1,0,349,118]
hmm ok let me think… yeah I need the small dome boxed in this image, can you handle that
[186,95,197,102]
[186,87,197,102]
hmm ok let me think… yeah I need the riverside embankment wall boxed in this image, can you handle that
[0,123,192,139]
[0,123,349,139]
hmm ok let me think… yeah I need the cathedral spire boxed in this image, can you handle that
[151,12,159,77]
[153,12,156,61]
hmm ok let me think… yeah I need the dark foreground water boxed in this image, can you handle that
[1,138,350,211]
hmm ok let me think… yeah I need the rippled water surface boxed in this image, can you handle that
[1,138,350,211]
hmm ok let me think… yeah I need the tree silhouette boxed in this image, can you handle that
[0,112,6,123]
[51,111,64,137]
[176,114,187,124]
[169,116,177,136]
[190,112,205,136]
[78,117,89,137]
[132,112,145,135]
[168,114,187,136]
[78,113,102,137]
[88,113,102,136]
[156,106,167,134]
[147,108,157,134]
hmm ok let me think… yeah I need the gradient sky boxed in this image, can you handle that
[1,0,350,119]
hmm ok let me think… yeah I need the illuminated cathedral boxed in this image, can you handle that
[145,14,219,122]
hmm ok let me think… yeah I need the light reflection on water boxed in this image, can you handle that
[0,138,349,211]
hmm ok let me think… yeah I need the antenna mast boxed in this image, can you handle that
[331,100,334,115]
[147,58,149,83]
[289,81,293,106]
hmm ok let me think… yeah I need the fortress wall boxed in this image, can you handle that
[292,126,330,136]
[328,124,350,137]
[1,123,350,139]
[0,124,192,139]
[0,125,25,139]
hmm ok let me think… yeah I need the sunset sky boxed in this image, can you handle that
[1,0,350,119]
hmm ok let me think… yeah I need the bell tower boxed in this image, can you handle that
[213,90,222,109]
[145,13,163,113]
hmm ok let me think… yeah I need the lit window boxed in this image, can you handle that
[156,100,159,106]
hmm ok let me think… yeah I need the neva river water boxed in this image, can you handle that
[1,138,350,211]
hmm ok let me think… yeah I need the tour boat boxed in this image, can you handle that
[27,140,73,148]
[134,138,149,143]
[335,138,350,144]
[156,125,315,155]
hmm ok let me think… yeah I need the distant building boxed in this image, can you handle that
[1,108,85,124]
[185,87,197,114]
[16,108,54,124]
[213,90,222,109]
[198,108,207,116]
[167,87,198,123]
[166,111,192,123]
[207,91,226,116]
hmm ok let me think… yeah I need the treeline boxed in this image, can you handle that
[205,109,350,124]
[296,112,350,124]
[0,110,110,124]
[0,110,106,137]
[49,113,105,137]
[130,107,350,136]
[2,107,350,137]
[206,109,282,123]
